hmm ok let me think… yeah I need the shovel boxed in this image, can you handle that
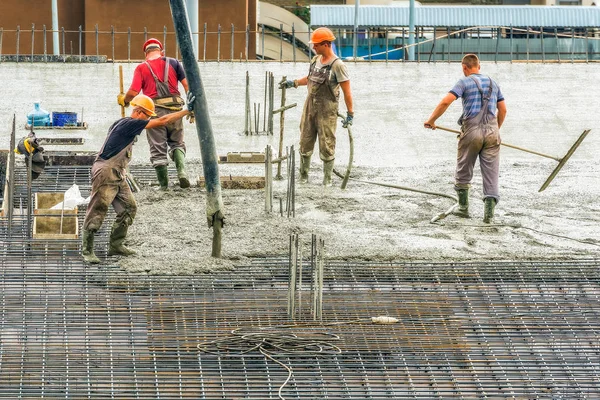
[433,125,591,192]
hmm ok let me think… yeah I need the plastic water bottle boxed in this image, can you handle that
[27,102,51,127]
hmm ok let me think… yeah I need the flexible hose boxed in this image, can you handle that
[337,113,354,189]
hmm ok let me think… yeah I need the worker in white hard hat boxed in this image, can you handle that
[118,38,193,191]
[82,93,195,264]
[279,27,354,187]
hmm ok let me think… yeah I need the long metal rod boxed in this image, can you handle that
[434,125,561,161]
[169,0,224,257]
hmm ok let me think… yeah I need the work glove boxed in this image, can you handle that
[342,111,354,128]
[117,93,127,107]
[278,80,296,90]
[186,91,196,112]
[186,113,195,124]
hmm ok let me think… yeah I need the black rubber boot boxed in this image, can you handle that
[82,229,100,264]
[108,222,136,256]
[483,197,496,224]
[173,149,190,188]
[155,165,169,191]
[299,154,311,184]
[453,189,470,218]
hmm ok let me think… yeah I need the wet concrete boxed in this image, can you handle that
[2,61,599,272]
[2,61,598,166]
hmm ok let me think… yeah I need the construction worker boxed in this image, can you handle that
[118,38,192,190]
[280,27,354,186]
[424,54,507,223]
[82,93,194,264]
[15,131,46,180]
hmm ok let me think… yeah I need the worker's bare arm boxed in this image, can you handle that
[339,80,353,114]
[145,109,191,130]
[424,93,457,129]
[123,90,139,105]
[496,100,507,129]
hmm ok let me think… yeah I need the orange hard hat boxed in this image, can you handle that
[309,27,336,44]
[130,94,157,117]
[142,38,163,53]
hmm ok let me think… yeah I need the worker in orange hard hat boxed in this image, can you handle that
[280,27,354,187]
[82,92,195,264]
[118,38,193,191]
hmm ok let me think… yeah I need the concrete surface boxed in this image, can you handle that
[1,61,599,272]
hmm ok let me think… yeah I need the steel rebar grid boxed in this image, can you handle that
[2,164,600,398]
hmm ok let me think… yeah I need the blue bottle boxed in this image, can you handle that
[27,102,51,127]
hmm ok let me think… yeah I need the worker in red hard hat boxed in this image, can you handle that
[118,38,193,191]
[279,27,354,187]
[82,93,195,264]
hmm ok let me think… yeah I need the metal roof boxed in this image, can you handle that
[310,5,600,28]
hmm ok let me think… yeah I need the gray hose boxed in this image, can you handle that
[332,170,458,223]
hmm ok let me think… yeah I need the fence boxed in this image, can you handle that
[0,24,599,63]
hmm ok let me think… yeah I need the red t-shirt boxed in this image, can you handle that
[129,57,186,98]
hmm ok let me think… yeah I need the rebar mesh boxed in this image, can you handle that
[0,163,599,398]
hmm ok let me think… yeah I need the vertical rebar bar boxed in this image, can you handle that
[16,25,20,63]
[571,29,575,63]
[263,71,268,132]
[127,27,131,62]
[244,71,250,135]
[0,28,3,61]
[230,23,234,61]
[287,234,297,319]
[265,145,273,213]
[257,104,261,133]
[111,25,115,61]
[245,24,249,61]
[292,23,296,63]
[277,76,287,179]
[367,28,371,62]
[541,28,545,63]
[164,26,168,55]
[494,27,500,63]
[217,24,221,62]
[95,24,99,63]
[269,72,274,135]
[43,25,47,62]
[585,28,589,63]
[203,23,207,62]
[61,27,65,58]
[526,27,529,61]
[261,24,265,61]
[446,27,450,63]
[279,24,283,62]
[555,28,560,62]
[510,26,513,62]
[31,23,34,62]
[385,29,389,63]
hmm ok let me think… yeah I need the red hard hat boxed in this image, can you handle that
[143,38,163,52]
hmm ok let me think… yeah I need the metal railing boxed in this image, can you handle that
[0,24,599,63]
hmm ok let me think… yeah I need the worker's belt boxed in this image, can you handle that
[153,96,184,107]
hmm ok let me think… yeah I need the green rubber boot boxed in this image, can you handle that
[299,154,311,184]
[173,149,190,188]
[453,188,470,218]
[483,197,496,224]
[82,229,100,264]
[323,160,334,187]
[108,221,136,256]
[155,165,169,191]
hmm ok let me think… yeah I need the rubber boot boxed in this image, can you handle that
[82,229,100,264]
[173,149,190,188]
[323,160,334,187]
[108,222,136,256]
[299,154,311,184]
[483,197,496,224]
[155,165,169,191]
[453,188,470,218]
